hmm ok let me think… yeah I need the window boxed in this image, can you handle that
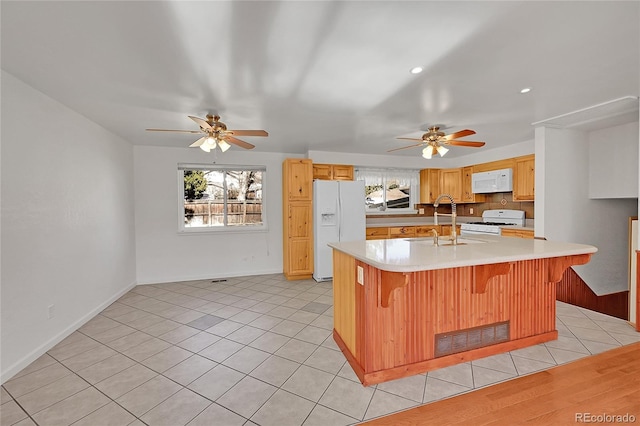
[355,168,419,213]
[178,164,266,232]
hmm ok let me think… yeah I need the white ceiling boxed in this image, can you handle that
[2,1,638,158]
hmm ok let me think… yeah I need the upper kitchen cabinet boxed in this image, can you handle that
[312,163,354,181]
[462,166,485,203]
[286,159,313,200]
[512,155,535,201]
[439,168,463,203]
[420,169,440,204]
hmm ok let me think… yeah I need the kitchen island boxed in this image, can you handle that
[328,235,596,386]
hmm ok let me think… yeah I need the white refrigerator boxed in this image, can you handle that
[313,180,366,282]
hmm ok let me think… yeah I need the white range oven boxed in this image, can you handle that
[460,209,526,236]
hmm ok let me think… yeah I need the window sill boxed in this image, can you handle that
[178,226,269,235]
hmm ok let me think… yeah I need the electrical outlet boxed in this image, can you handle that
[48,304,55,319]
[470,207,474,215]
[418,208,425,214]
[357,266,364,285]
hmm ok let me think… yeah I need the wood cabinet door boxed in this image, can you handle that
[332,165,354,181]
[439,168,463,203]
[420,169,440,203]
[416,225,440,235]
[440,225,461,236]
[312,163,332,180]
[286,159,313,200]
[366,227,389,240]
[501,228,534,239]
[461,166,485,203]
[513,155,535,201]
[389,226,416,237]
[288,239,312,274]
[288,203,312,238]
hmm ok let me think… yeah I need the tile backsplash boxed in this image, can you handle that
[416,193,534,219]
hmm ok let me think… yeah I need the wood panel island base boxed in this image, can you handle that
[329,236,596,386]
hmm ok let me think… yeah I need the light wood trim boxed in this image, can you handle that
[513,154,535,201]
[333,250,357,353]
[333,253,594,385]
[362,342,640,424]
[472,157,516,173]
[360,331,557,387]
[547,254,591,283]
[501,228,534,239]
[366,227,389,240]
[636,250,640,331]
[312,163,354,180]
[389,226,415,237]
[379,271,409,308]
[331,164,354,180]
[333,330,365,383]
[282,159,313,280]
[556,267,629,321]
[312,163,332,180]
[415,225,440,235]
[473,262,512,294]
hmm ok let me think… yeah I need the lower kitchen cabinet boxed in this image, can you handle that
[366,224,461,240]
[366,227,390,240]
[501,228,534,239]
[389,226,416,238]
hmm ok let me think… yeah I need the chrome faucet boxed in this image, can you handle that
[434,194,457,245]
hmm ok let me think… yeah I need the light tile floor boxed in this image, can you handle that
[2,274,639,426]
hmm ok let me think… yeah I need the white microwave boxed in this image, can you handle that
[471,168,513,193]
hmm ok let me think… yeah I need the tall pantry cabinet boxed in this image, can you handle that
[282,159,313,280]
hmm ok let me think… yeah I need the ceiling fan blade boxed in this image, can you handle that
[146,128,202,133]
[443,129,476,140]
[228,130,268,137]
[445,140,486,147]
[387,142,425,152]
[188,115,212,130]
[189,136,206,148]
[396,137,423,142]
[224,136,255,150]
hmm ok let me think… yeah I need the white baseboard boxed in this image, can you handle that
[1,280,137,384]
[136,267,284,285]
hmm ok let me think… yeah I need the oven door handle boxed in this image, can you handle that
[460,228,500,236]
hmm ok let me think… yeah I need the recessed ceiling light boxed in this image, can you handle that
[520,87,532,94]
[410,66,423,74]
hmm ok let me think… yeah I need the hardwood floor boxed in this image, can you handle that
[362,342,640,425]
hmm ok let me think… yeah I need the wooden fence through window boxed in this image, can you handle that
[184,200,262,226]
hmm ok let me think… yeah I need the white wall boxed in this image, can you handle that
[588,121,639,198]
[1,71,137,382]
[537,126,637,295]
[308,139,534,170]
[134,146,297,284]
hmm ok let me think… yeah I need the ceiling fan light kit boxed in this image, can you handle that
[146,114,268,152]
[389,126,485,159]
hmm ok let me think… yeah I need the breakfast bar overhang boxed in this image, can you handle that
[329,236,597,386]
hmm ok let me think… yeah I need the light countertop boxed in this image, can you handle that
[365,217,534,231]
[328,235,596,272]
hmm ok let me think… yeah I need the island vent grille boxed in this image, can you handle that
[434,321,510,358]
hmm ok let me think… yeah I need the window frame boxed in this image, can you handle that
[177,163,268,234]
[356,167,419,215]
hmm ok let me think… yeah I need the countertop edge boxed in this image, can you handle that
[328,237,596,273]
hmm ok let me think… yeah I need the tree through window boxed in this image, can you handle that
[180,165,265,229]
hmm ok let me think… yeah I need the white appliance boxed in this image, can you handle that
[460,209,526,236]
[313,180,366,282]
[472,168,513,194]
